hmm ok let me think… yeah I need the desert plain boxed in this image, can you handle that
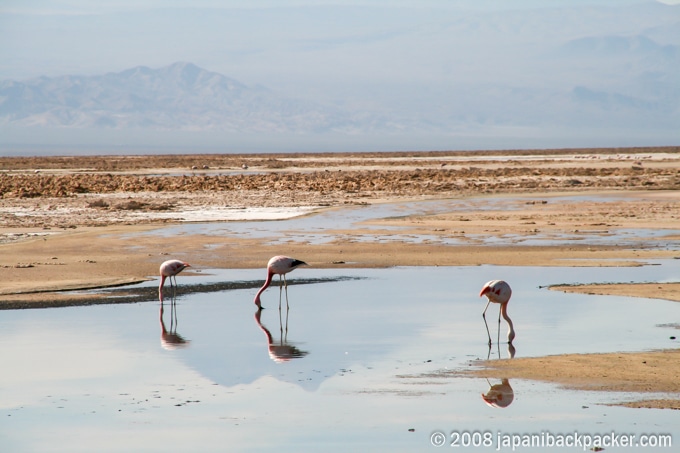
[1,146,679,409]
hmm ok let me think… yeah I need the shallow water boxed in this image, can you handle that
[141,194,680,249]
[2,262,679,452]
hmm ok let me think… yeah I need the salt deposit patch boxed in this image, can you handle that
[123,205,322,222]
[0,204,322,224]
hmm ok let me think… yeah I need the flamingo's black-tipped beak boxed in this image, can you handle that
[479,286,490,297]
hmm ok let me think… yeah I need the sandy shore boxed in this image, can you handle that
[1,146,679,408]
[412,349,680,411]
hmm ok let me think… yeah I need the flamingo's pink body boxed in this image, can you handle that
[254,255,307,309]
[159,259,190,302]
[479,280,515,345]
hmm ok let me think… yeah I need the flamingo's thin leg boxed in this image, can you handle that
[482,300,493,346]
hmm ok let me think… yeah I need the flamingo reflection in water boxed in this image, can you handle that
[482,378,515,408]
[159,296,191,350]
[481,341,515,408]
[254,308,308,363]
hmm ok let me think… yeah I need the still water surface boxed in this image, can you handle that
[2,262,679,452]
[141,195,680,249]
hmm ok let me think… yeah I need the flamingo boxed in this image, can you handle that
[159,259,191,302]
[254,255,307,309]
[479,280,515,346]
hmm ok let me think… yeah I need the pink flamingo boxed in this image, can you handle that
[159,259,191,302]
[479,280,515,346]
[254,255,307,309]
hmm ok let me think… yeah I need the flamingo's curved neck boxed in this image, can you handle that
[501,302,515,343]
[158,275,167,302]
[254,271,274,305]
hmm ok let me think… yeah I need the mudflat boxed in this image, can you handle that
[2,146,679,408]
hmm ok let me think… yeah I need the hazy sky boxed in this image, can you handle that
[2,0,675,87]
[1,0,678,152]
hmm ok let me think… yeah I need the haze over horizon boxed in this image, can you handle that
[1,0,678,155]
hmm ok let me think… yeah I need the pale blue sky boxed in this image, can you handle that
[2,0,675,83]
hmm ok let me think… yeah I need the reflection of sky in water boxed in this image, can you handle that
[2,263,679,452]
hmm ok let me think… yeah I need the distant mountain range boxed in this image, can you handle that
[0,1,678,153]
[0,62,376,133]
